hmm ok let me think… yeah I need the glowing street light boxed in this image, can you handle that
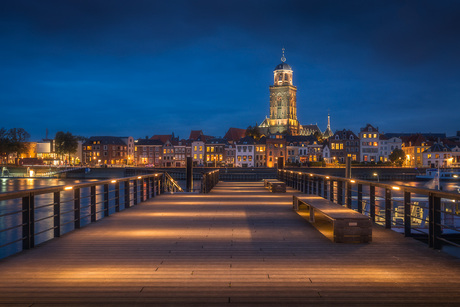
[373,173,379,182]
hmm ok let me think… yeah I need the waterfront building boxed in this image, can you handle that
[235,136,256,168]
[401,134,431,167]
[322,143,332,164]
[286,135,318,165]
[82,136,130,166]
[379,136,402,162]
[422,142,460,168]
[191,136,206,166]
[331,129,360,163]
[265,134,286,168]
[134,139,163,166]
[120,137,134,165]
[205,138,227,167]
[359,124,380,162]
[173,139,188,168]
[224,144,236,167]
[254,137,266,167]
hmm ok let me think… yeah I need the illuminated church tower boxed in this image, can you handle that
[260,48,300,135]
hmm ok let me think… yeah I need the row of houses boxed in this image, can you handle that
[11,125,460,168]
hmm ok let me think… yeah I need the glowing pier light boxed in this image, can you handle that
[392,186,401,190]
[111,180,117,183]
[138,176,142,179]
[326,176,330,179]
[64,186,73,190]
[350,180,356,183]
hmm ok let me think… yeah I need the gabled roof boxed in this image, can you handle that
[401,134,429,147]
[425,143,452,153]
[301,124,321,133]
[332,129,359,141]
[206,138,228,145]
[83,136,126,146]
[360,123,379,133]
[151,135,173,143]
[236,136,255,145]
[224,128,246,142]
[286,135,317,145]
[189,130,203,141]
[135,139,164,146]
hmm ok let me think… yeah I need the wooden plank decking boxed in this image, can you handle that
[0,181,460,305]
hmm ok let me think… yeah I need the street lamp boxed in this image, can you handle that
[373,172,379,182]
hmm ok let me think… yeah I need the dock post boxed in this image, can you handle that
[186,157,193,192]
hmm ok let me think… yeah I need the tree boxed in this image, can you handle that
[55,131,78,164]
[0,128,30,164]
[389,148,406,166]
[245,125,262,140]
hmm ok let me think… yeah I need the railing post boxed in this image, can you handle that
[90,185,96,222]
[337,181,343,206]
[370,185,376,223]
[22,193,35,250]
[323,178,328,199]
[125,181,130,208]
[115,182,120,212]
[140,178,145,201]
[357,184,363,213]
[53,191,60,238]
[404,190,411,237]
[316,177,320,196]
[104,184,109,217]
[133,179,138,205]
[429,193,442,249]
[74,188,81,229]
[329,180,334,202]
[145,177,150,200]
[385,188,392,229]
[346,181,352,209]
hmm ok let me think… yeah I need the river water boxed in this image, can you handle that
[1,178,459,259]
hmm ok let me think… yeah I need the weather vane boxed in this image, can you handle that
[281,47,286,63]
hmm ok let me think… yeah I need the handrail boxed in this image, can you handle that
[0,173,164,259]
[278,169,460,251]
[201,170,219,193]
[163,172,184,192]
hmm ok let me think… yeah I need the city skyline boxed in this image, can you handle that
[1,0,460,141]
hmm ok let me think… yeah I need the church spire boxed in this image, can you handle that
[327,110,331,130]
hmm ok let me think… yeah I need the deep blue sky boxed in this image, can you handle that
[1,0,460,141]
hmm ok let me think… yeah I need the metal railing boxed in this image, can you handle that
[163,172,184,192]
[0,173,164,259]
[201,170,219,193]
[278,169,460,250]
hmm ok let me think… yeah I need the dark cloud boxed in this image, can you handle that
[1,0,459,139]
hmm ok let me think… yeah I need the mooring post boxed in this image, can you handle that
[186,156,193,192]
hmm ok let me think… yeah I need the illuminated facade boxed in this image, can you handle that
[359,124,380,162]
[82,136,130,165]
[260,49,300,135]
[134,139,163,166]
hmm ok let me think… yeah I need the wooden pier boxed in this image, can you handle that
[0,181,459,305]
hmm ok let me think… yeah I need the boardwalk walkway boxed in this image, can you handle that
[1,182,460,306]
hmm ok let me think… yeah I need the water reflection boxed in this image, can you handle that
[0,178,131,259]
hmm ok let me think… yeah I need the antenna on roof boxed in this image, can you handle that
[281,47,286,63]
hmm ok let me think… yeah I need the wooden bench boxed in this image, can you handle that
[293,195,372,243]
[263,179,286,193]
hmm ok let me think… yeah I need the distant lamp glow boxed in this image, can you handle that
[392,186,401,190]
[453,175,458,178]
[111,180,117,183]
[350,180,356,183]
[64,186,73,190]
[138,176,142,179]
[326,176,330,179]
[373,173,379,182]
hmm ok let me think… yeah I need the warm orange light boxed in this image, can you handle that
[309,174,313,177]
[64,186,73,190]
[138,176,142,179]
[111,180,117,183]
[350,180,356,183]
[326,176,330,179]
[392,186,400,190]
